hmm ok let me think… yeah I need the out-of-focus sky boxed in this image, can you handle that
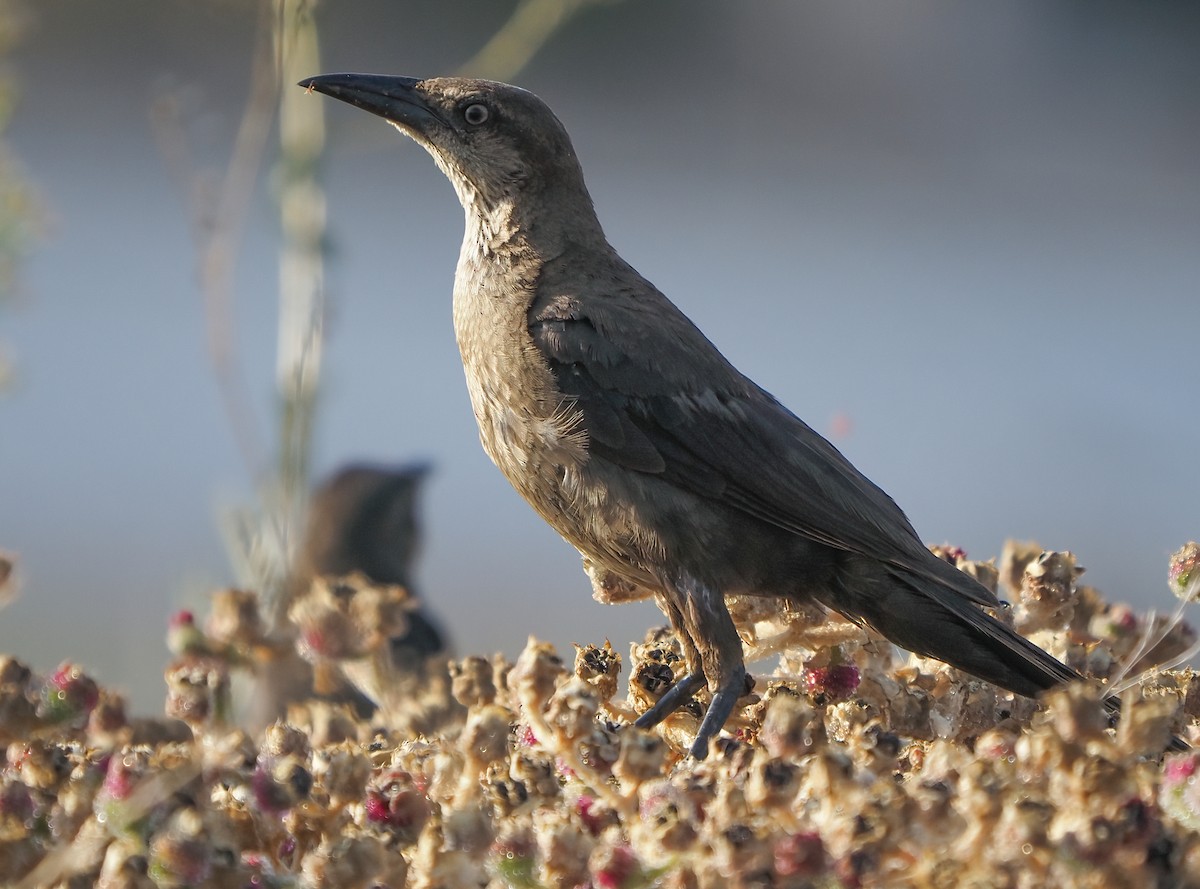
[2,1,1197,712]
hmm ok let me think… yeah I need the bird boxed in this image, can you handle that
[250,463,448,728]
[290,462,447,670]
[299,73,1109,758]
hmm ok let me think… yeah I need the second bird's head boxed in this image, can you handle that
[300,73,589,214]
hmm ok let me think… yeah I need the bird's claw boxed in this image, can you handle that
[633,671,705,729]
[633,667,748,759]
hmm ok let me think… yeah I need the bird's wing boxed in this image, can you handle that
[528,275,997,608]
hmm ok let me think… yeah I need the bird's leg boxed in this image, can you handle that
[690,671,746,759]
[633,672,706,729]
[636,577,748,759]
[684,579,747,758]
[634,594,706,729]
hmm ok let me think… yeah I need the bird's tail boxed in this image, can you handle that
[822,556,1081,700]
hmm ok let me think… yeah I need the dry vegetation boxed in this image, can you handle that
[2,541,1199,889]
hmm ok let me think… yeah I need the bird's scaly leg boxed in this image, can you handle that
[633,671,706,729]
[634,577,748,758]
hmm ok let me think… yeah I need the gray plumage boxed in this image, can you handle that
[301,73,1095,757]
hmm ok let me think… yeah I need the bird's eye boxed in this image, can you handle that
[462,103,489,126]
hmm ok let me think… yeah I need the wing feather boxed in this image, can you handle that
[529,291,997,608]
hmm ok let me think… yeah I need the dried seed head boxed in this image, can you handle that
[484,761,529,817]
[545,677,601,745]
[589,840,644,889]
[759,691,822,759]
[289,574,412,664]
[510,751,560,804]
[636,778,699,856]
[998,539,1045,594]
[1015,550,1083,633]
[86,692,130,745]
[1091,603,1140,642]
[745,754,800,809]
[509,637,566,713]
[147,808,211,888]
[1160,751,1200,831]
[613,724,667,787]
[442,804,495,856]
[574,640,621,702]
[534,806,595,887]
[312,743,372,807]
[364,767,431,844]
[206,588,265,647]
[450,655,497,708]
[490,822,536,886]
[0,778,35,839]
[262,721,312,760]
[712,822,772,882]
[0,665,38,744]
[37,662,100,725]
[802,661,861,705]
[254,753,313,815]
[773,831,828,880]
[929,544,968,564]
[957,558,1000,596]
[0,655,31,688]
[461,704,512,769]
[299,834,384,889]
[573,792,620,838]
[1116,692,1178,758]
[285,700,360,747]
[1170,542,1200,602]
[166,610,209,659]
[1044,683,1110,748]
[163,656,231,729]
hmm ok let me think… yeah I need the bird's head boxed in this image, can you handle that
[300,73,592,223]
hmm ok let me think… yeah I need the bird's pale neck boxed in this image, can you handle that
[453,174,608,269]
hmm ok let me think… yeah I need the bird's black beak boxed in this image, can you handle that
[298,73,443,132]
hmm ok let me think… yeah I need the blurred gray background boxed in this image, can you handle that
[2,1,1197,712]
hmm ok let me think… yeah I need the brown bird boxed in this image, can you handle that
[252,463,448,727]
[301,73,1104,757]
[291,463,446,667]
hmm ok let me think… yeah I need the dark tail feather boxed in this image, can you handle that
[890,572,1079,698]
[823,560,1074,694]
[826,563,1188,751]
[823,560,1102,701]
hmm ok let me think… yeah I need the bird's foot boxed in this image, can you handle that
[633,667,750,759]
[633,671,705,729]
[687,666,747,759]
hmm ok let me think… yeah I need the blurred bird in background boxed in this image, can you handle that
[248,463,453,730]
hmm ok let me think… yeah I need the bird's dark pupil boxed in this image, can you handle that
[466,104,487,124]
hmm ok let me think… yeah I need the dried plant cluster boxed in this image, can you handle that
[2,541,1199,889]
